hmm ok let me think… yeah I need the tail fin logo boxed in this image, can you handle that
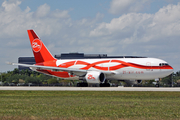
[32,39,42,52]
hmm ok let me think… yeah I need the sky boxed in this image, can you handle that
[0,0,180,72]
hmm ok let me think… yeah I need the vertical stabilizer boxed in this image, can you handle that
[27,30,56,63]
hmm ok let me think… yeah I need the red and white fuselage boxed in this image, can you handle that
[54,58,173,80]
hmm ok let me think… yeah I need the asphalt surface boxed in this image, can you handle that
[0,86,180,91]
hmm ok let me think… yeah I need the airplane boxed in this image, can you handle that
[9,30,173,87]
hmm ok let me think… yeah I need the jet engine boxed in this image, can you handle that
[85,71,106,84]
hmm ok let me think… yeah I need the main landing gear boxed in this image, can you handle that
[77,82,110,87]
[77,82,88,87]
[99,83,110,87]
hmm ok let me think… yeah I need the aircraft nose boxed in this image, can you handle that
[169,65,174,73]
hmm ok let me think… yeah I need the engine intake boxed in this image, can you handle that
[85,71,105,84]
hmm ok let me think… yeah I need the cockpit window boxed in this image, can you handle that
[159,63,169,66]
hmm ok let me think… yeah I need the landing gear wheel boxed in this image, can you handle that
[100,83,110,87]
[77,83,88,87]
[155,81,160,87]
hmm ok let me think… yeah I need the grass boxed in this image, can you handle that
[0,91,180,120]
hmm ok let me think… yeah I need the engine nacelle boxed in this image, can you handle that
[85,71,106,84]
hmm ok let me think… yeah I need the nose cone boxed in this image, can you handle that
[170,66,173,70]
[168,64,173,69]
[160,64,174,78]
[170,65,174,73]
[167,65,174,75]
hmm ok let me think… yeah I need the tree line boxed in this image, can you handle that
[0,68,75,86]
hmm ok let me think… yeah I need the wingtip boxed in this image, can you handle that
[6,61,13,65]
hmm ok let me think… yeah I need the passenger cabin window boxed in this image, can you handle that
[159,63,169,66]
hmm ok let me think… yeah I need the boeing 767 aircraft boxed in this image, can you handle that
[9,30,173,87]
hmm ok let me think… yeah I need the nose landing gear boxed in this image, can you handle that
[155,78,160,87]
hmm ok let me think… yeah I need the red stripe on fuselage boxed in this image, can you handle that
[57,60,173,71]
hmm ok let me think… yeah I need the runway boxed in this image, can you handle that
[0,86,180,91]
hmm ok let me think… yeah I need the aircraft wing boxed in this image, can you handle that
[8,62,116,76]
